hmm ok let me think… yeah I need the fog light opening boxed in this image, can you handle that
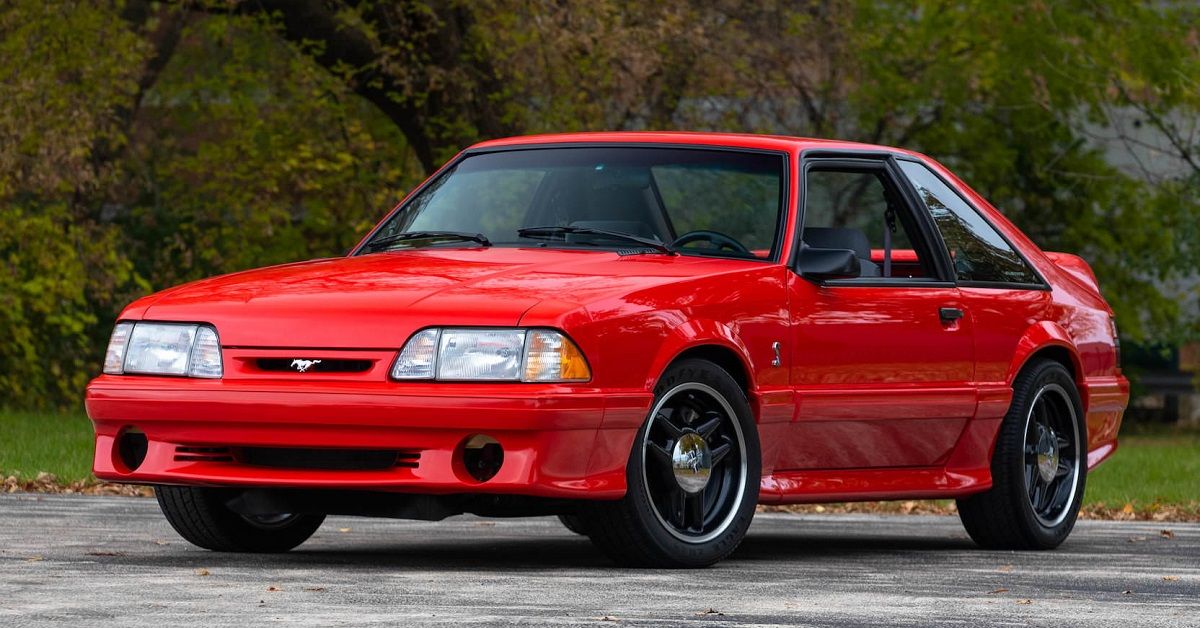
[461,435,503,483]
[116,428,148,473]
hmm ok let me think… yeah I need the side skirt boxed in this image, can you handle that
[758,466,992,504]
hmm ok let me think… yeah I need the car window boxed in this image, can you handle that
[898,160,1040,285]
[803,168,933,279]
[365,147,785,260]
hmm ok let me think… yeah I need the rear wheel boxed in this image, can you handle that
[957,359,1086,549]
[585,358,760,567]
[155,486,324,552]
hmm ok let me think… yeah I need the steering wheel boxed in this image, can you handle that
[672,230,752,255]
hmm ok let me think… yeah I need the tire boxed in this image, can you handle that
[585,358,760,567]
[558,513,590,536]
[155,485,325,553]
[957,359,1087,550]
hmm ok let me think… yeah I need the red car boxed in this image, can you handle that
[87,132,1128,567]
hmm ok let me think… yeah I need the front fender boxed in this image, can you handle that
[643,319,757,391]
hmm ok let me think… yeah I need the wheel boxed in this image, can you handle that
[585,358,760,567]
[558,513,590,535]
[957,359,1086,549]
[155,485,325,553]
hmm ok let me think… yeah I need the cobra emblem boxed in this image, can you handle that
[290,359,322,373]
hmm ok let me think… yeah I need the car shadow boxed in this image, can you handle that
[104,526,978,572]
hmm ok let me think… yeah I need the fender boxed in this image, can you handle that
[644,318,758,392]
[1006,320,1084,387]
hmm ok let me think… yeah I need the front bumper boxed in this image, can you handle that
[85,376,651,499]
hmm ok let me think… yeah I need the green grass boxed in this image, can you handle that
[1,410,1197,511]
[0,410,95,483]
[1084,433,1200,508]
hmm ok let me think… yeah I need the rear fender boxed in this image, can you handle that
[1007,321,1084,388]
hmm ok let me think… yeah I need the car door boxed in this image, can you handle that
[780,155,976,470]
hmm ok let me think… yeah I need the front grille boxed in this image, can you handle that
[174,446,235,463]
[255,358,373,373]
[240,447,420,471]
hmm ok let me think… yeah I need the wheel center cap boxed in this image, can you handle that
[671,432,712,494]
[1036,426,1059,483]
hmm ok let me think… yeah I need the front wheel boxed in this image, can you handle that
[957,359,1087,549]
[155,486,325,553]
[585,359,760,567]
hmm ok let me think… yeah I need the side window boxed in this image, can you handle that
[803,167,934,279]
[898,160,1040,285]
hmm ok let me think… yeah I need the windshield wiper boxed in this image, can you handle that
[517,226,676,255]
[366,231,491,251]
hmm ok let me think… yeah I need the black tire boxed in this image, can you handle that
[957,359,1087,550]
[155,486,325,553]
[585,358,760,568]
[558,513,590,536]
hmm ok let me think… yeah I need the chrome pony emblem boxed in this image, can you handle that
[290,359,322,373]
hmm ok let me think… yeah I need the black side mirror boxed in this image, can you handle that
[796,245,861,281]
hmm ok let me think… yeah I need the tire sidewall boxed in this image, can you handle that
[625,358,761,566]
[1005,362,1088,547]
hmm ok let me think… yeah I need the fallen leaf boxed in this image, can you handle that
[1160,529,1175,540]
[997,565,1014,573]
[1122,590,1134,595]
[153,540,169,546]
[695,608,724,616]
[988,588,1009,594]
[87,551,124,557]
[1122,503,1135,514]
[1127,536,1148,543]
[1163,576,1180,582]
[813,505,826,513]
[195,568,211,577]
[338,527,351,533]
[1016,599,1032,605]
[266,586,281,592]
[25,555,43,563]
[304,587,326,592]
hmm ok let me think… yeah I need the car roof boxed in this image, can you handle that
[467,131,927,160]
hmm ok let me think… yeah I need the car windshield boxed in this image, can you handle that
[360,147,785,260]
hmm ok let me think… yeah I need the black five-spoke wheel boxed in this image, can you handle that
[958,359,1086,550]
[585,358,760,567]
[1023,383,1081,527]
[642,382,746,542]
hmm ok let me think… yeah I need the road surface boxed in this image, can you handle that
[1,494,1196,626]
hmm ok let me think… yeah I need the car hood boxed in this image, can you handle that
[138,248,743,348]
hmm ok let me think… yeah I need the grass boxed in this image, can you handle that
[1,410,1196,516]
[0,410,95,483]
[1085,433,1200,509]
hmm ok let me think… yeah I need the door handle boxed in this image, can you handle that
[939,307,964,324]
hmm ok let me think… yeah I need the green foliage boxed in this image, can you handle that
[0,0,1196,409]
[0,204,142,407]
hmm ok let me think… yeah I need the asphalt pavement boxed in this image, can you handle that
[1,494,1196,626]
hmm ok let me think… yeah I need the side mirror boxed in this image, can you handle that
[796,245,860,281]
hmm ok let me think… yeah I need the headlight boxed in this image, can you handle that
[391,328,590,383]
[104,322,223,378]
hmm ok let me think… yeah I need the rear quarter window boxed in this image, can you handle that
[899,160,1040,285]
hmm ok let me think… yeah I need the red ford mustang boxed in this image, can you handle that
[86,132,1128,567]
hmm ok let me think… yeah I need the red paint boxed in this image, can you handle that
[86,132,1128,505]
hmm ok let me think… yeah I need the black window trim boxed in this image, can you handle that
[353,142,792,264]
[792,151,958,288]
[893,155,1051,291]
